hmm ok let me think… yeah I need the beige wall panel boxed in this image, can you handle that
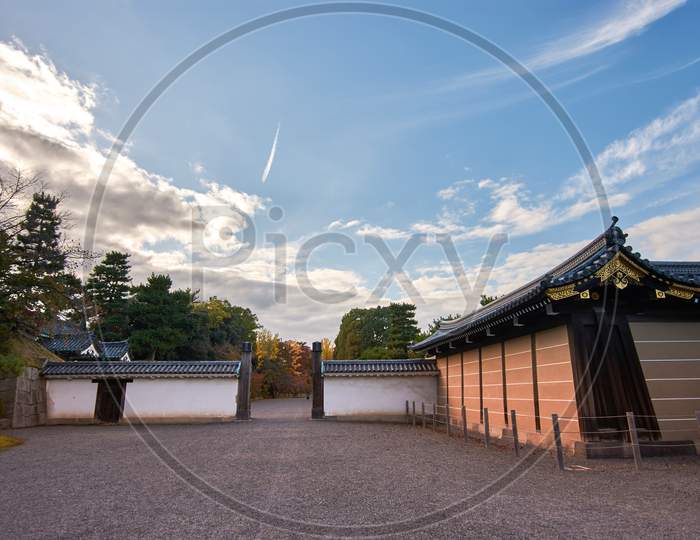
[640,360,700,379]
[630,321,700,341]
[634,341,700,360]
[536,325,569,348]
[646,379,700,399]
[631,321,700,441]
[534,326,579,442]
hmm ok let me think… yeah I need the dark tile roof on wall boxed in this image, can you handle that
[42,360,241,379]
[322,359,439,376]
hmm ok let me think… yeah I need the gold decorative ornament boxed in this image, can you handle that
[594,254,645,289]
[545,283,578,301]
[665,286,694,300]
[579,290,590,299]
[655,289,666,299]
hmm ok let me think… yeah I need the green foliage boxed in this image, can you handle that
[1,192,77,335]
[480,294,498,306]
[0,353,25,378]
[128,274,195,360]
[334,303,419,360]
[195,297,259,356]
[86,251,131,340]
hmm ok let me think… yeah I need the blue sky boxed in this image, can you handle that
[1,1,699,341]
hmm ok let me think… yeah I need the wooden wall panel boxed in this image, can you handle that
[462,349,480,427]
[504,335,536,443]
[437,356,448,424]
[535,325,579,443]
[447,352,463,429]
[481,343,505,435]
[630,321,700,441]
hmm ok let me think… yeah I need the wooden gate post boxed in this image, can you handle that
[483,407,490,449]
[236,342,252,420]
[510,410,520,457]
[462,406,468,443]
[552,414,565,471]
[311,341,324,419]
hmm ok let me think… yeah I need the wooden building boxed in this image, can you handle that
[412,218,699,456]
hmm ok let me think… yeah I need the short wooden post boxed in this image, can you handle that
[626,411,642,470]
[510,410,520,457]
[462,406,468,443]
[311,342,324,419]
[421,402,426,429]
[483,407,490,449]
[405,400,409,422]
[236,342,252,420]
[412,401,416,427]
[446,407,451,437]
[432,403,436,431]
[552,414,565,471]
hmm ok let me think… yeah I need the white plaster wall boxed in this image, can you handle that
[123,378,238,420]
[324,376,437,417]
[46,379,97,420]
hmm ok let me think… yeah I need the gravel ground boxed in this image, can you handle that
[1,398,698,539]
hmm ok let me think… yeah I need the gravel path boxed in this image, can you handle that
[1,398,698,539]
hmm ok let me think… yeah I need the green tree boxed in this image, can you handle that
[86,251,131,340]
[386,302,419,358]
[128,274,194,361]
[7,192,77,333]
[192,297,259,359]
[334,308,365,359]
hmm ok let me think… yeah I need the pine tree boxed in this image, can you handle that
[386,303,419,358]
[86,251,131,340]
[10,192,72,332]
[16,192,65,277]
[128,274,193,360]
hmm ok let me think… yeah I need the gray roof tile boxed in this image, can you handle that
[42,360,241,379]
[322,359,438,376]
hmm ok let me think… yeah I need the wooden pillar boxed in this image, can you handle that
[236,342,252,420]
[311,341,324,419]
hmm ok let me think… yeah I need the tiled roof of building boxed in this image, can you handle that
[97,340,130,360]
[42,360,241,379]
[322,359,439,376]
[413,217,700,352]
[40,333,94,355]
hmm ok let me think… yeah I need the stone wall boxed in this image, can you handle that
[0,367,46,428]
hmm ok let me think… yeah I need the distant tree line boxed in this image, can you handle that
[252,329,311,399]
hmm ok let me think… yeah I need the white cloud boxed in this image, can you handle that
[442,0,685,91]
[356,224,411,240]
[436,179,472,200]
[530,0,685,70]
[0,39,96,142]
[327,218,361,230]
[627,207,700,260]
[564,90,700,199]
[189,161,205,175]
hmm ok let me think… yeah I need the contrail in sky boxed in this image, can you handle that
[261,122,280,183]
